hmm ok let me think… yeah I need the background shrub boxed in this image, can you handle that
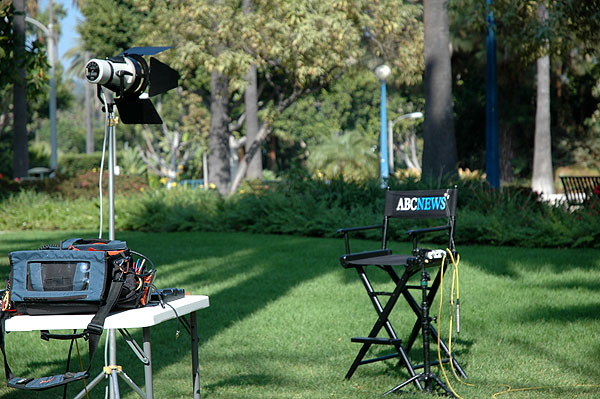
[117,188,223,232]
[0,176,597,248]
[57,171,148,199]
[59,152,105,177]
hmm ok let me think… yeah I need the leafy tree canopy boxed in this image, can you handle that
[134,0,423,104]
[78,0,149,57]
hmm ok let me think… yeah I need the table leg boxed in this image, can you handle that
[143,327,154,399]
[190,311,200,399]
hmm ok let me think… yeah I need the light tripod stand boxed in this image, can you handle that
[100,88,117,242]
[73,88,141,399]
[383,261,457,398]
[73,46,180,399]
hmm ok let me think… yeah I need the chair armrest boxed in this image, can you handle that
[340,249,392,268]
[336,224,384,235]
[406,224,450,238]
[337,224,383,254]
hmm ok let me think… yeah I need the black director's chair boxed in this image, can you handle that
[338,187,466,396]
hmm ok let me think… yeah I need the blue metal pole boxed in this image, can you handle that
[486,0,500,188]
[380,80,389,187]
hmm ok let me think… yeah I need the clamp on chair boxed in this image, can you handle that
[338,187,466,397]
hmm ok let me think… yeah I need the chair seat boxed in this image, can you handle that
[351,336,403,345]
[346,254,414,267]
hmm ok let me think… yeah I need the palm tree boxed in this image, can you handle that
[307,131,377,181]
[13,0,29,178]
[421,0,458,180]
[531,3,554,195]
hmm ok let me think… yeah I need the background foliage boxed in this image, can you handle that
[0,176,597,249]
[3,0,600,186]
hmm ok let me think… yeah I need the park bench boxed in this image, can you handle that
[559,175,600,207]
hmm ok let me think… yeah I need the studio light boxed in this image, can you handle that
[85,46,179,124]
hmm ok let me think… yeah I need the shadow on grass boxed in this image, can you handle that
[203,373,281,392]
[0,231,342,398]
[1,232,598,398]
[460,245,600,278]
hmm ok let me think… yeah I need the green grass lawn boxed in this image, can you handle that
[0,230,599,398]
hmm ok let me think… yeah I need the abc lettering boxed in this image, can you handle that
[396,197,417,211]
[396,196,447,211]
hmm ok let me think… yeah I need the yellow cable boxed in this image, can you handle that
[436,252,463,398]
[437,249,600,399]
[492,384,600,398]
[436,249,475,397]
[447,250,469,384]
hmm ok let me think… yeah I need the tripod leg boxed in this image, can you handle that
[419,267,458,398]
[429,372,458,398]
[385,266,459,398]
[382,373,422,396]
[429,326,468,378]
[404,266,468,379]
[118,370,147,398]
[394,342,423,390]
[108,329,121,399]
[420,269,433,392]
[73,372,105,399]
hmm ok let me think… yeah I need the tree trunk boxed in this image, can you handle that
[242,0,262,181]
[12,0,29,179]
[229,123,271,194]
[397,128,421,171]
[169,125,180,184]
[244,64,262,179]
[208,69,231,195]
[531,52,554,194]
[531,4,554,195]
[421,0,457,181]
[499,124,515,183]
[408,128,421,171]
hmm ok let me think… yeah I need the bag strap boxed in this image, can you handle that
[0,311,15,383]
[41,331,87,341]
[60,238,128,254]
[59,238,83,250]
[85,273,125,364]
[0,273,126,391]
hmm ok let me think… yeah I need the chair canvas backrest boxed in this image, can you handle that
[383,188,457,219]
[381,188,457,250]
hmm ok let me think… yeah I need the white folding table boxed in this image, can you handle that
[4,294,210,399]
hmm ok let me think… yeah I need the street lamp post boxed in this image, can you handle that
[486,0,500,188]
[25,0,58,173]
[374,64,391,188]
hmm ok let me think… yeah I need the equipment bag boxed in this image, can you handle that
[0,238,155,391]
